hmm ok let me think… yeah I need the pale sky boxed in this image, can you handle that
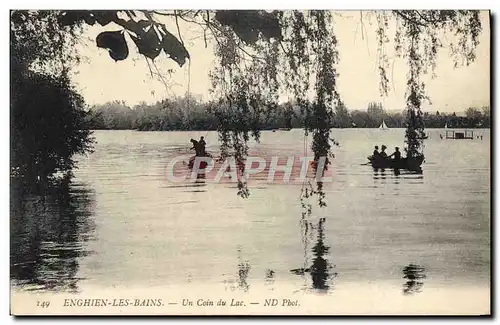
[71,10,490,112]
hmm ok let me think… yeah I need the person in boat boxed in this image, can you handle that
[380,145,388,160]
[190,138,199,154]
[190,138,205,157]
[199,136,207,155]
[371,146,381,163]
[189,138,209,170]
[389,147,401,164]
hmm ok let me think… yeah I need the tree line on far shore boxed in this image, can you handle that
[87,97,491,131]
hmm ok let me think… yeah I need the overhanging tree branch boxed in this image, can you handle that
[393,10,426,30]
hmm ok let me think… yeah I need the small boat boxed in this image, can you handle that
[379,120,389,130]
[278,128,292,131]
[367,155,424,172]
[444,122,448,129]
[188,154,213,169]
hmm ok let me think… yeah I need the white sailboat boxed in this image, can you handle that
[444,122,448,129]
[379,120,389,130]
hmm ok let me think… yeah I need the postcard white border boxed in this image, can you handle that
[2,1,497,324]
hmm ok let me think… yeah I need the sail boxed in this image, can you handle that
[379,120,388,129]
[444,122,448,129]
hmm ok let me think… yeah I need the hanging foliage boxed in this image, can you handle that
[96,30,129,61]
[383,10,482,158]
[18,9,484,204]
[59,10,190,66]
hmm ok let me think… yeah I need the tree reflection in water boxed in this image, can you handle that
[10,180,96,292]
[402,264,426,295]
[265,269,275,290]
[310,218,335,291]
[292,216,336,293]
[237,257,251,292]
[224,247,251,292]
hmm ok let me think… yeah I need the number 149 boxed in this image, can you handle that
[37,301,50,308]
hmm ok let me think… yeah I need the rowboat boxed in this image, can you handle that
[367,155,424,172]
[188,154,213,169]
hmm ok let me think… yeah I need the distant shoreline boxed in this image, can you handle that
[88,127,491,132]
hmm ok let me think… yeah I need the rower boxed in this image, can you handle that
[380,145,388,159]
[190,138,203,156]
[199,136,207,156]
[390,147,401,163]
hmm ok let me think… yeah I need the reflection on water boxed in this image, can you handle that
[373,168,387,180]
[402,264,426,295]
[223,247,251,292]
[292,217,336,293]
[163,175,208,193]
[265,269,275,290]
[10,181,96,292]
[373,167,403,179]
[372,167,425,184]
[237,248,251,292]
[310,218,336,291]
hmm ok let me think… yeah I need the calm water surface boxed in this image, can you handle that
[11,129,490,300]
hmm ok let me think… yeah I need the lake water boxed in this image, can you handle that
[10,128,491,315]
